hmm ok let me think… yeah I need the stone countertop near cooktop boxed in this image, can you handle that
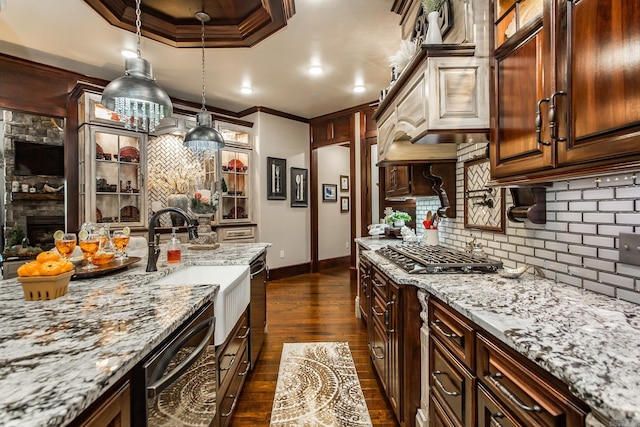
[0,242,270,427]
[356,238,640,426]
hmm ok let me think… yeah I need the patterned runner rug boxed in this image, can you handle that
[270,342,373,427]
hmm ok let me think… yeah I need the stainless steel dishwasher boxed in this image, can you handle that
[132,302,217,427]
[249,252,268,369]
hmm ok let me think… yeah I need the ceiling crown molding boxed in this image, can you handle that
[83,0,296,48]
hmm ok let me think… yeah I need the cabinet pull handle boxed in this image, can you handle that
[386,301,395,333]
[490,412,505,427]
[237,326,250,340]
[238,360,251,376]
[219,353,237,371]
[536,98,551,147]
[488,372,542,413]
[372,278,385,288]
[221,394,239,418]
[549,91,567,143]
[431,371,460,397]
[371,345,385,360]
[372,305,385,317]
[430,320,458,340]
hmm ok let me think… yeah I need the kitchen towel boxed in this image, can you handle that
[270,342,372,427]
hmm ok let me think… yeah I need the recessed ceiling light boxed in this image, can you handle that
[309,65,323,76]
[241,86,253,94]
[353,85,365,93]
[121,49,137,59]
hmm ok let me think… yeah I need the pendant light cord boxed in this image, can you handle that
[200,17,206,113]
[135,0,142,57]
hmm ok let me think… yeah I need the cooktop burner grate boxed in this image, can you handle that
[376,243,502,274]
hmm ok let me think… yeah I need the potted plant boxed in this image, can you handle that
[422,0,446,44]
[385,211,412,227]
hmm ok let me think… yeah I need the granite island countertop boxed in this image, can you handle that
[356,237,640,426]
[0,242,270,427]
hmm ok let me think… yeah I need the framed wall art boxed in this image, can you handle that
[464,157,505,232]
[340,196,350,212]
[322,184,337,202]
[340,175,349,192]
[290,167,308,207]
[267,157,287,200]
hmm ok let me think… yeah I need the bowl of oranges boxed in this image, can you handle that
[17,251,75,301]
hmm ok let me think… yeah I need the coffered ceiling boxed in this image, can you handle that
[82,0,296,48]
[0,0,404,118]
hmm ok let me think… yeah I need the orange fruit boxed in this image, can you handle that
[63,261,74,273]
[18,261,41,277]
[37,251,61,263]
[39,260,65,276]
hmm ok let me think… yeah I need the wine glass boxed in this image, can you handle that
[54,232,77,260]
[78,232,100,271]
[112,230,131,260]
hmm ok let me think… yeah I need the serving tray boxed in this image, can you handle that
[71,256,141,280]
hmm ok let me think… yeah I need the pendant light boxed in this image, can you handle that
[101,0,173,133]
[183,11,225,152]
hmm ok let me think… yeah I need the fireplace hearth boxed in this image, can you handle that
[27,216,65,250]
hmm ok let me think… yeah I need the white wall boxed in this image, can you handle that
[249,112,310,269]
[317,144,351,260]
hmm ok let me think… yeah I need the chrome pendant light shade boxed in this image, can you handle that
[183,11,225,152]
[101,0,172,133]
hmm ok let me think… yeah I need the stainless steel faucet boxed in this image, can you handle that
[146,207,198,272]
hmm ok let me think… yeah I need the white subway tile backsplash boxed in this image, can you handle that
[600,200,634,211]
[583,212,615,223]
[569,200,598,211]
[616,213,640,224]
[583,235,615,247]
[569,223,597,234]
[569,244,598,257]
[615,186,640,199]
[617,289,640,304]
[582,188,615,200]
[599,272,635,289]
[584,280,616,297]
[414,147,640,306]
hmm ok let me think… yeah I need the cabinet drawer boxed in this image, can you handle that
[218,311,249,393]
[476,333,586,427]
[369,317,387,383]
[429,299,475,370]
[219,344,249,427]
[370,266,387,299]
[430,392,456,427]
[477,384,521,427]
[218,226,255,242]
[430,336,475,427]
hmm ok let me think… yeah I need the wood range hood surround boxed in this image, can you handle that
[374,43,490,167]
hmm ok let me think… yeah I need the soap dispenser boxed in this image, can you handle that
[167,227,181,264]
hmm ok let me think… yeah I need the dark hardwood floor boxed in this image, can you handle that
[229,265,399,426]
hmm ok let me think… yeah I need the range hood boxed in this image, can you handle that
[374,44,490,166]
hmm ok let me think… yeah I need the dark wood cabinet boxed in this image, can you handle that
[358,254,371,325]
[78,382,131,427]
[490,0,640,184]
[427,296,588,427]
[385,165,412,198]
[366,262,421,427]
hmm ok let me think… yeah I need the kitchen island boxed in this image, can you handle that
[0,242,269,427]
[356,237,640,426]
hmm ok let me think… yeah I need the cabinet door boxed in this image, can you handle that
[219,149,251,223]
[490,29,553,179]
[556,0,640,167]
[385,166,410,198]
[387,281,401,420]
[79,126,146,228]
[80,382,131,427]
[477,384,521,427]
[358,256,371,324]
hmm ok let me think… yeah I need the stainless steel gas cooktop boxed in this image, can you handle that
[376,243,502,274]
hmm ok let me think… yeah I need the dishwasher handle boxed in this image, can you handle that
[250,260,267,278]
[148,316,215,398]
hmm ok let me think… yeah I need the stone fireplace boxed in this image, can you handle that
[27,216,65,250]
[2,110,66,249]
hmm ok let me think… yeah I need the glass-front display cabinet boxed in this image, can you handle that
[78,125,147,227]
[218,147,251,223]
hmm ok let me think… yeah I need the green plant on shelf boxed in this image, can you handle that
[385,211,412,224]
[221,178,228,194]
[422,0,445,13]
